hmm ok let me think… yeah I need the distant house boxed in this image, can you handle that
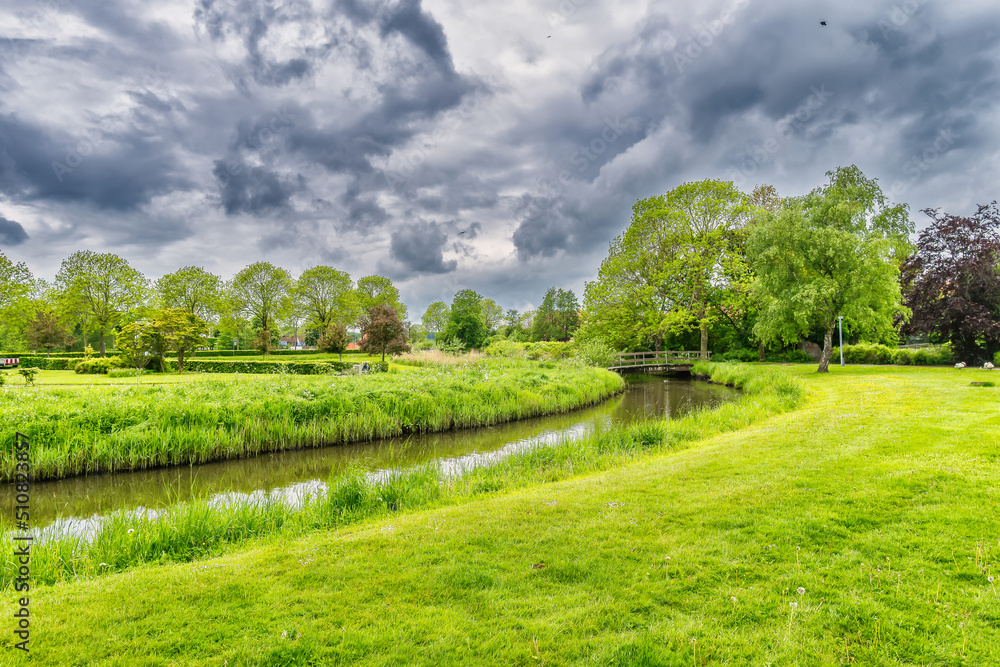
[346,342,362,351]
[279,335,306,350]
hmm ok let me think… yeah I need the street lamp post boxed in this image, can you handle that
[838,316,844,367]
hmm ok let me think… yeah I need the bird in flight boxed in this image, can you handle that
[820,20,827,25]
[547,35,551,38]
[458,230,467,235]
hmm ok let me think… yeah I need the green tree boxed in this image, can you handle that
[318,322,349,360]
[421,301,451,336]
[26,309,76,356]
[355,275,407,322]
[0,253,36,351]
[149,309,210,373]
[481,298,503,333]
[155,266,224,321]
[582,180,752,354]
[228,262,293,355]
[531,287,580,341]
[748,165,912,372]
[442,289,488,349]
[359,304,410,362]
[295,266,358,330]
[55,251,148,357]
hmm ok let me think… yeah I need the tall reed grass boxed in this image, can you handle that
[0,362,803,591]
[0,359,624,481]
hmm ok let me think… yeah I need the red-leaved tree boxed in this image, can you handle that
[902,203,1000,363]
[359,304,410,363]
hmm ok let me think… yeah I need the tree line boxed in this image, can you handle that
[7,163,990,370]
[0,253,582,362]
[579,165,1000,370]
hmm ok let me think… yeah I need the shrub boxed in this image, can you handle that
[17,368,39,386]
[576,339,619,367]
[107,368,146,378]
[717,348,759,363]
[833,343,952,366]
[74,357,125,374]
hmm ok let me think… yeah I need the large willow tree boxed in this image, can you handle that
[748,166,912,372]
[582,179,753,354]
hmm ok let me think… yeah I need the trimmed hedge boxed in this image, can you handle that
[177,359,388,374]
[16,357,79,370]
[171,349,368,358]
[833,343,952,366]
[0,352,85,359]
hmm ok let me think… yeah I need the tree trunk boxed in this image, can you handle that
[817,327,834,373]
[700,321,709,360]
[99,330,107,357]
[758,340,765,362]
[178,349,185,374]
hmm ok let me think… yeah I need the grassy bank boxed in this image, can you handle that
[0,362,793,591]
[0,359,625,481]
[7,364,1000,665]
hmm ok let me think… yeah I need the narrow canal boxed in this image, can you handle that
[6,375,737,532]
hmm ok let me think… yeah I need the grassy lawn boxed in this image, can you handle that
[5,364,1000,665]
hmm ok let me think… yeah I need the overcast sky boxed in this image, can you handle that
[1,0,998,316]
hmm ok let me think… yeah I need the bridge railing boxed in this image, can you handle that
[609,351,709,369]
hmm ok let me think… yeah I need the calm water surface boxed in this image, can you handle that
[6,375,737,532]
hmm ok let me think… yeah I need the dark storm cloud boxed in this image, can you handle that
[388,220,456,274]
[510,0,1000,261]
[0,216,28,246]
[213,160,303,215]
[0,113,188,212]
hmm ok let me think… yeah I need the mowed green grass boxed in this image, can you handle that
[6,365,1000,665]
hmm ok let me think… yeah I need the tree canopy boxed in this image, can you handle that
[228,262,293,352]
[582,179,752,353]
[531,287,580,341]
[294,266,358,330]
[421,301,451,335]
[902,203,1000,363]
[155,266,224,321]
[442,289,489,349]
[356,275,407,322]
[748,165,913,372]
[359,304,410,362]
[55,251,148,356]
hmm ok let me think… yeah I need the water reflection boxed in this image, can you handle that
[5,376,736,531]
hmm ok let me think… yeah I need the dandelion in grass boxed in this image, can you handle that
[797,587,805,596]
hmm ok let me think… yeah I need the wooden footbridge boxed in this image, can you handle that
[608,351,709,374]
